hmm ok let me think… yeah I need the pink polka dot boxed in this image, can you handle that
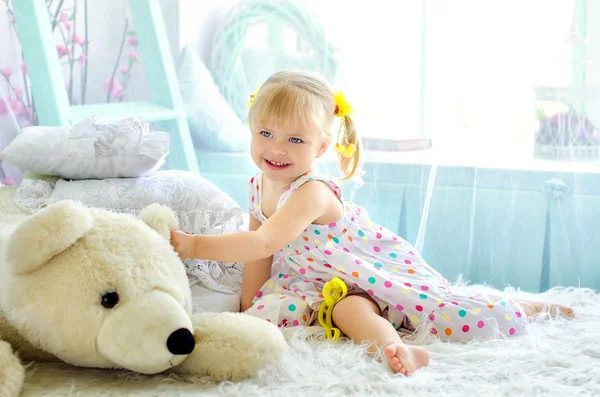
[439,303,446,308]
[431,327,438,335]
[367,289,374,295]
[395,304,404,311]
[328,222,337,228]
[404,282,412,287]
[376,232,382,239]
[416,305,423,312]
[373,246,381,252]
[292,320,299,326]
[429,313,435,321]
[509,328,516,335]
[324,263,332,268]
[421,285,429,291]
[302,295,306,300]
[516,312,522,318]
[392,236,398,241]
[305,246,310,251]
[266,319,271,322]
[256,291,263,298]
[355,259,363,265]
[408,251,415,255]
[451,301,459,305]
[462,325,470,332]
[343,248,350,252]
[283,275,289,279]
[308,265,315,271]
[384,281,392,288]
[477,320,484,328]
[324,250,332,255]
[257,305,265,310]
[299,268,306,275]
[251,196,255,202]
[250,177,255,183]
[405,259,412,265]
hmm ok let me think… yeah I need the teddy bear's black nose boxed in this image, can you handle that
[166,328,195,355]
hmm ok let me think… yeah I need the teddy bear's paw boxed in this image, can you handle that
[138,203,178,240]
[174,312,288,381]
[0,340,25,397]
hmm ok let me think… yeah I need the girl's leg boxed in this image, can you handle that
[515,299,574,318]
[332,294,429,376]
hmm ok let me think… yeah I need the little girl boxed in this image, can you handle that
[170,71,574,376]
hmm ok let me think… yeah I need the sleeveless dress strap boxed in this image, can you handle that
[277,171,343,210]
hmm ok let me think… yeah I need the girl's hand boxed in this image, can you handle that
[170,230,195,259]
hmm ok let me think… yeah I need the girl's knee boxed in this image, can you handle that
[332,294,381,322]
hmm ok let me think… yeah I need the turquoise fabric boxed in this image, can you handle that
[194,150,600,293]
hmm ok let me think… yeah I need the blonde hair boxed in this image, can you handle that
[248,71,362,180]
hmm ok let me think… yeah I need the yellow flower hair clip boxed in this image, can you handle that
[333,91,356,158]
[248,85,261,109]
[333,91,353,118]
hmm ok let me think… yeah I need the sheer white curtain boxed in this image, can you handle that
[308,0,424,140]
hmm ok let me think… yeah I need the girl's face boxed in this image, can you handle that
[250,119,329,182]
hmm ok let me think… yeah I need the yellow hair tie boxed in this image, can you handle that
[334,142,357,159]
[332,91,356,159]
[317,277,348,341]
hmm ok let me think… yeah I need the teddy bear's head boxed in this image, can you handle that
[0,200,195,375]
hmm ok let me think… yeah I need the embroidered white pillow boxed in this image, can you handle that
[46,170,244,294]
[0,116,169,180]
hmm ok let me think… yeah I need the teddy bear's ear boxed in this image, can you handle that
[7,200,94,274]
[138,204,178,240]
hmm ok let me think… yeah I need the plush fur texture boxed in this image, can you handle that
[0,192,287,397]
[9,285,598,397]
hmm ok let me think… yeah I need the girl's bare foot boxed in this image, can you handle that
[383,343,429,376]
[516,299,575,318]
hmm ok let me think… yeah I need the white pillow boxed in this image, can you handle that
[0,116,169,180]
[46,170,244,294]
[178,45,250,152]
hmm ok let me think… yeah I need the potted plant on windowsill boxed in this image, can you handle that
[534,106,600,161]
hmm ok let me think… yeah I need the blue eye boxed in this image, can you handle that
[289,137,303,144]
[260,131,272,138]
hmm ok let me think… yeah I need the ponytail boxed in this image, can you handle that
[337,115,362,180]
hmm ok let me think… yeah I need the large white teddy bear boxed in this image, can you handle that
[0,200,287,397]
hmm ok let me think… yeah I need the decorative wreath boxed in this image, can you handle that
[209,0,340,119]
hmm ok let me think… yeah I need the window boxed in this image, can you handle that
[309,1,596,164]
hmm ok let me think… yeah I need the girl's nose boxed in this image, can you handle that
[272,146,287,156]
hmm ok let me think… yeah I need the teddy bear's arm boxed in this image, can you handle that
[173,312,288,381]
[0,338,25,397]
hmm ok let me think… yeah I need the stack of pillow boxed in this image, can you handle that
[0,116,244,313]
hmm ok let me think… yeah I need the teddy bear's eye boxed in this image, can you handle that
[101,292,119,309]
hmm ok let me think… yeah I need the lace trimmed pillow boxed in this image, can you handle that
[45,170,245,295]
[0,116,169,180]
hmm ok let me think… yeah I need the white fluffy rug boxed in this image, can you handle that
[2,187,599,397]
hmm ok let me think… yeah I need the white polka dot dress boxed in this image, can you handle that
[245,171,527,341]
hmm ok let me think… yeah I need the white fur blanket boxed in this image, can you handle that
[1,187,599,397]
